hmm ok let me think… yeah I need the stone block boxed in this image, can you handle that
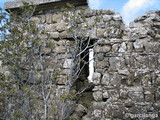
[63,59,73,69]
[97,29,105,38]
[56,75,67,85]
[55,46,66,53]
[56,22,68,32]
[41,47,51,54]
[135,55,149,68]
[101,73,110,85]
[93,72,101,85]
[128,92,144,102]
[93,109,102,118]
[112,44,119,52]
[109,73,121,86]
[82,116,92,120]
[124,101,134,108]
[118,69,130,75]
[109,57,120,70]
[102,45,111,52]
[156,74,160,85]
[49,32,59,39]
[93,102,106,109]
[95,53,104,61]
[44,24,56,32]
[94,45,102,53]
[103,15,112,22]
[95,61,109,69]
[112,14,122,21]
[128,87,143,92]
[145,94,155,102]
[101,9,115,15]
[127,42,133,52]
[142,74,152,86]
[119,89,128,99]
[108,90,119,102]
[93,91,103,101]
[118,42,127,52]
[149,55,158,69]
[30,17,40,24]
[133,42,144,52]
[84,8,96,17]
[52,14,62,23]
[40,15,46,23]
[46,14,52,24]
[59,31,72,38]
[102,91,109,99]
[144,42,160,53]
[75,104,87,116]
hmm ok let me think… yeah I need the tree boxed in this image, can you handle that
[0,2,96,120]
[0,2,54,119]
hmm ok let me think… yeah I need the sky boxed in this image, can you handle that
[0,0,160,24]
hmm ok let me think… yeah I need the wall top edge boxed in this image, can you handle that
[4,0,88,10]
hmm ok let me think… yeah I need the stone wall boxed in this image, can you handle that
[2,0,160,119]
[92,10,160,120]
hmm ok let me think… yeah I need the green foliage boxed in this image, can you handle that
[12,110,23,120]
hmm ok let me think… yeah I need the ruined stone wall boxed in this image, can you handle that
[2,0,160,119]
[92,10,160,120]
[29,7,125,119]
[27,7,160,119]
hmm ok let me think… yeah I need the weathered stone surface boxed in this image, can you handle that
[95,61,109,69]
[128,92,144,102]
[108,90,119,101]
[49,32,59,38]
[93,109,102,118]
[97,29,105,38]
[75,104,87,114]
[102,45,111,52]
[118,69,130,75]
[101,73,110,85]
[125,101,134,108]
[112,14,122,21]
[93,91,103,101]
[102,91,109,99]
[127,42,133,52]
[118,42,126,52]
[96,53,104,61]
[52,14,62,23]
[109,57,120,69]
[119,89,128,99]
[103,15,112,22]
[3,1,160,119]
[142,74,152,86]
[82,116,92,120]
[30,17,41,24]
[0,61,2,67]
[133,42,144,52]
[101,9,115,15]
[63,59,73,69]
[112,44,119,52]
[56,75,67,85]
[55,46,66,53]
[93,72,101,85]
[44,24,56,32]
[41,47,51,54]
[46,14,52,24]
[56,22,68,31]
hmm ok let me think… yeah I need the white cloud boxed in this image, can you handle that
[121,0,157,24]
[89,0,101,9]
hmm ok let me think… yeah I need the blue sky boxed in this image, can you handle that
[1,0,160,24]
